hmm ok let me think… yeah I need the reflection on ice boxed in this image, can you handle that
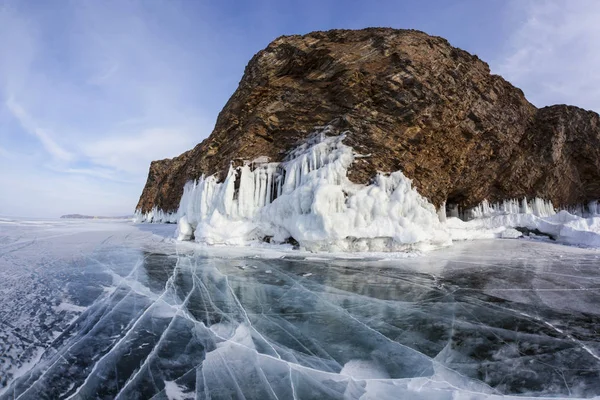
[1,221,600,398]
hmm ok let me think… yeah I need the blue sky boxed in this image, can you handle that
[0,0,598,217]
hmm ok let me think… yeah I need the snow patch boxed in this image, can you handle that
[54,302,87,313]
[164,380,194,400]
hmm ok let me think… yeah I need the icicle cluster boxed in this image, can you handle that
[134,131,344,225]
[145,129,450,251]
[445,196,600,248]
[589,201,600,216]
[564,201,600,218]
[176,131,348,226]
[468,198,555,220]
[177,163,279,225]
[133,207,177,224]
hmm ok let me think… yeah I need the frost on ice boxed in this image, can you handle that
[135,128,600,251]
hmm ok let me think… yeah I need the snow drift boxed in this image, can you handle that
[135,130,600,252]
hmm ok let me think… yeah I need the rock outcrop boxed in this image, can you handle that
[136,28,600,215]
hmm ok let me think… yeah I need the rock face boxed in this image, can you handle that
[136,28,600,214]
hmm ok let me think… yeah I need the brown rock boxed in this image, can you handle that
[136,28,600,214]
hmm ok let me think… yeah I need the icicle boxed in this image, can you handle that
[438,201,447,223]
[449,204,459,219]
[220,166,237,216]
[589,200,599,216]
[258,170,267,207]
[520,197,530,214]
[265,166,273,205]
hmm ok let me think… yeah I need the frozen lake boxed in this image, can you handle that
[1,218,600,399]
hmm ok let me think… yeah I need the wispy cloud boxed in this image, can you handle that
[87,63,120,86]
[6,98,73,161]
[48,166,135,184]
[497,0,600,111]
[82,127,205,175]
[0,1,215,216]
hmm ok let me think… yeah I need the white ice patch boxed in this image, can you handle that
[54,302,87,313]
[164,380,194,400]
[340,359,391,379]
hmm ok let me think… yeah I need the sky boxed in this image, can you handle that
[0,0,599,218]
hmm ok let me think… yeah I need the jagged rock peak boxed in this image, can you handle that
[136,27,600,214]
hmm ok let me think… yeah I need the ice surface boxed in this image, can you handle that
[1,220,600,398]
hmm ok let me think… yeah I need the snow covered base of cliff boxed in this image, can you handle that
[448,208,600,248]
[139,131,451,252]
[134,131,600,252]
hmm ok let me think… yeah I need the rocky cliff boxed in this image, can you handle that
[136,28,600,215]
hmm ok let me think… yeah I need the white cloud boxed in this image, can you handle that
[5,98,73,161]
[497,0,600,111]
[49,166,136,184]
[81,126,204,175]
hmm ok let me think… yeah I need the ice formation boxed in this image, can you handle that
[135,129,600,251]
[170,131,451,251]
[133,207,177,224]
[469,198,556,219]
[449,199,600,247]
